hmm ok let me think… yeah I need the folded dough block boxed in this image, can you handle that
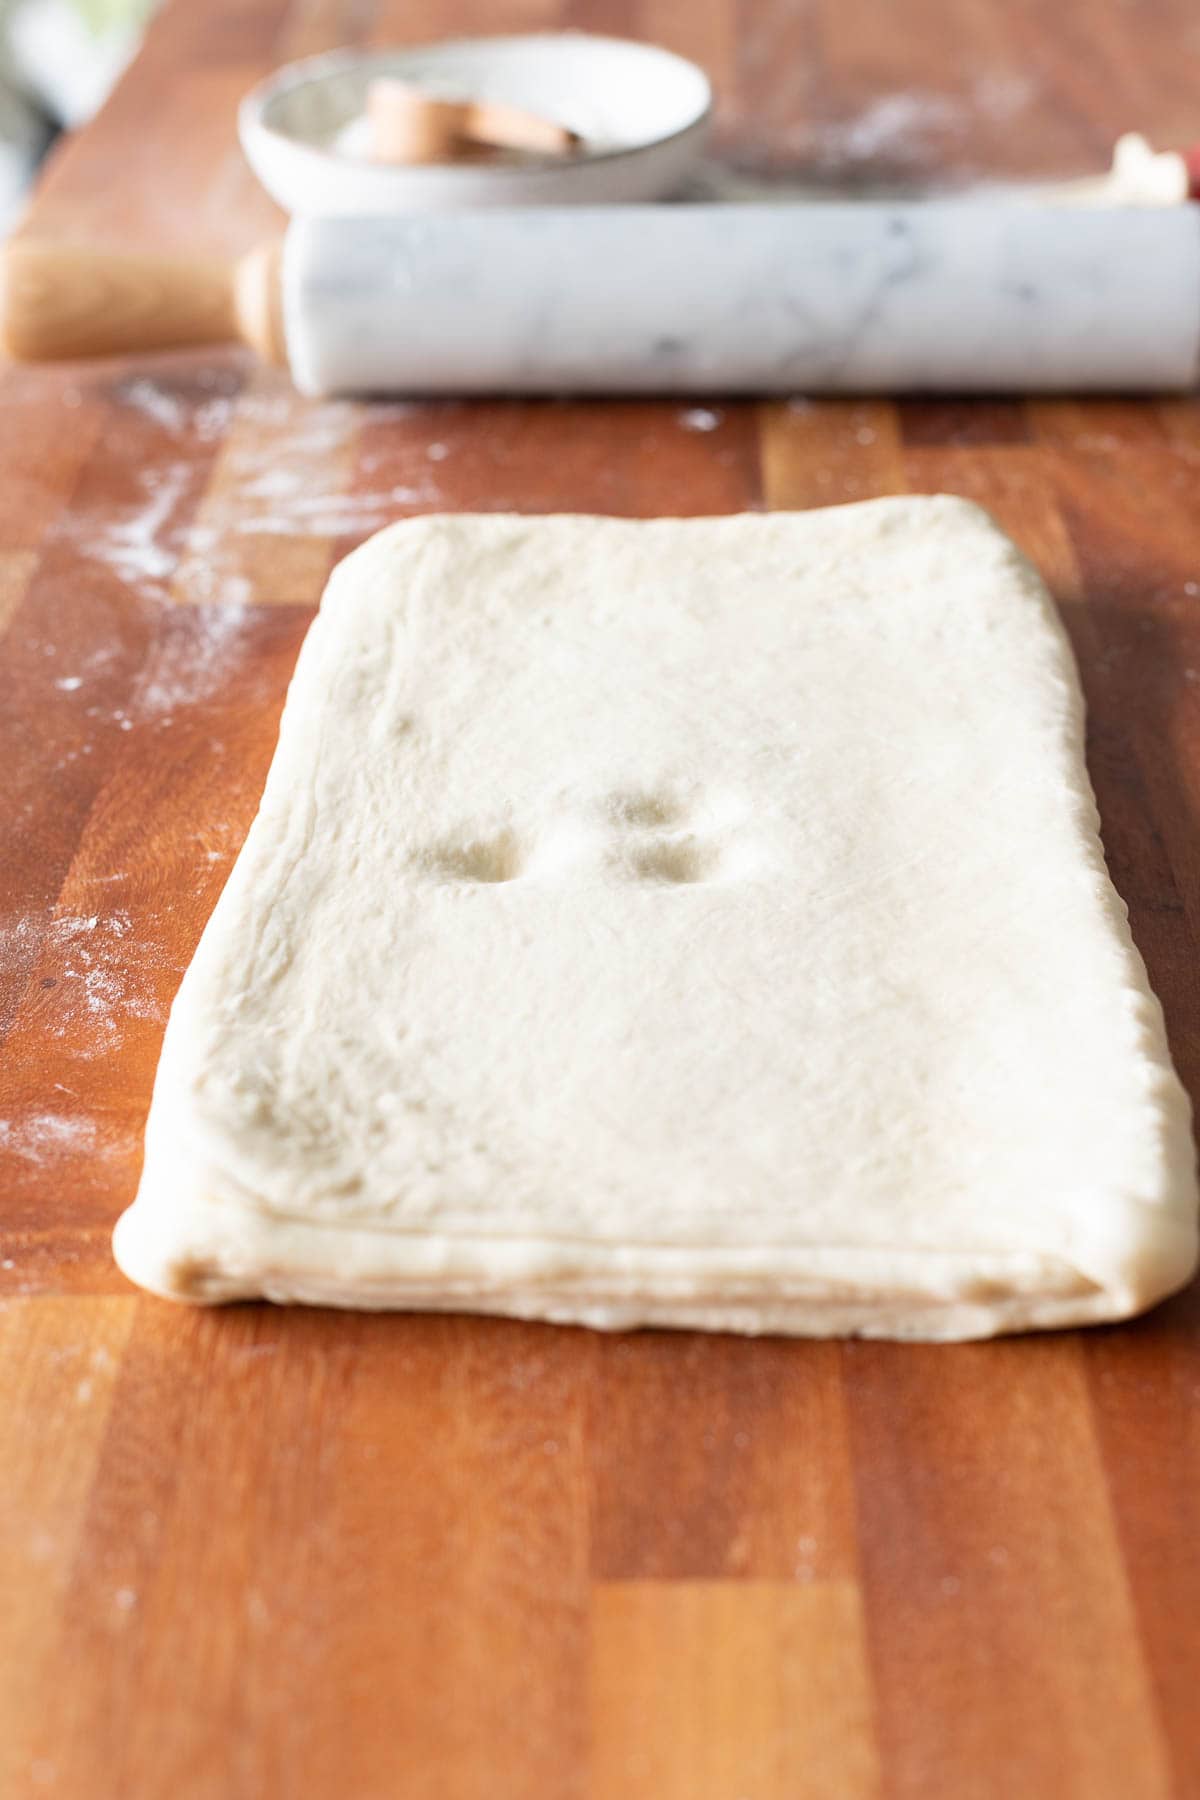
[114,500,1200,1339]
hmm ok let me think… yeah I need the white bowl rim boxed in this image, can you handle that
[238,34,714,180]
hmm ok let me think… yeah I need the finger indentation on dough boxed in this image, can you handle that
[608,789,687,829]
[628,835,722,884]
[423,828,525,883]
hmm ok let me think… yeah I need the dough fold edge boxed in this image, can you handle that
[112,1186,1198,1342]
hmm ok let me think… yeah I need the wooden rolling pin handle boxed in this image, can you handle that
[231,241,286,366]
[0,238,286,366]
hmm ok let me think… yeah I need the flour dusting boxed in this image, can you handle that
[0,1111,99,1160]
[117,373,238,443]
[134,602,256,717]
[678,407,723,433]
[61,380,449,608]
[693,72,1043,200]
[806,91,963,166]
[87,460,194,595]
[2,909,173,1062]
[117,376,190,436]
[215,458,443,537]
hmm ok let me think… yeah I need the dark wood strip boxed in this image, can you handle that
[845,1338,1172,1800]
[589,1336,855,1580]
[898,400,1031,447]
[1044,446,1200,1046]
[1028,402,1171,450]
[1084,1297,1200,1798]
[1046,434,1200,1796]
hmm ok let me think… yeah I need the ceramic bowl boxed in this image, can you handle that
[239,34,712,216]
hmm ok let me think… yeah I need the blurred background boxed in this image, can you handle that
[7,0,1200,239]
[0,0,156,228]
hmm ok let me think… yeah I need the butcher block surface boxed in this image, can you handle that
[5,1,1200,1795]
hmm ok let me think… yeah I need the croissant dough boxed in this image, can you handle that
[113,500,1199,1338]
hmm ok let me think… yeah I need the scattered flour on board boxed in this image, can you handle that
[40,381,454,749]
[90,460,195,590]
[132,601,256,718]
[678,407,723,433]
[219,463,442,538]
[0,910,172,1064]
[118,374,237,443]
[117,376,195,436]
[801,91,964,166]
[691,73,1041,194]
[0,1111,99,1161]
[61,382,448,608]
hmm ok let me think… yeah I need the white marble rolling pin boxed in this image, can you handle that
[4,203,1199,394]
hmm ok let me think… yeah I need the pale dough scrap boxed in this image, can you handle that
[113,499,1200,1339]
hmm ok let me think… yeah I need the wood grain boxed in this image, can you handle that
[591,1581,880,1799]
[3,1,1200,1796]
[845,1338,1174,1799]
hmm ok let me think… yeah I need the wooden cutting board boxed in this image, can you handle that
[4,1,1200,1795]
